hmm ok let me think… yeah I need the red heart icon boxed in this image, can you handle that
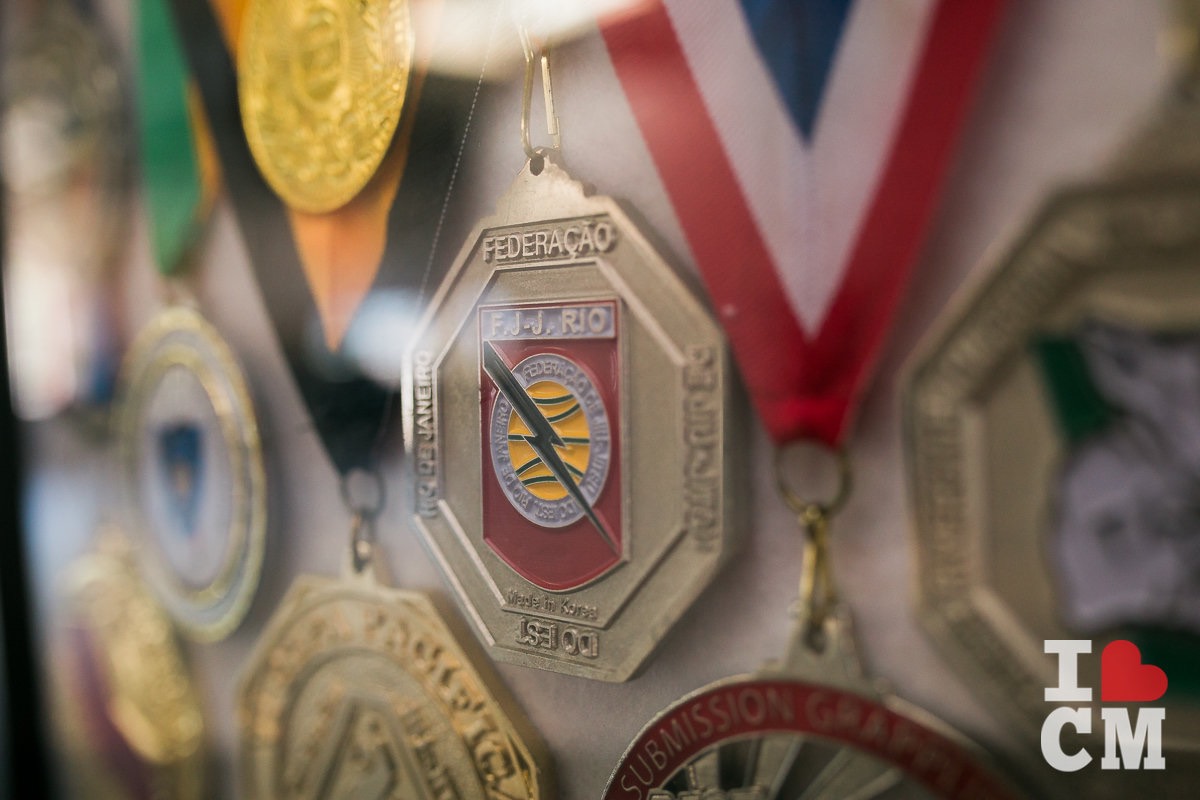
[1101,640,1168,703]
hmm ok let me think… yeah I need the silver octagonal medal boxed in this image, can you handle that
[406,151,735,681]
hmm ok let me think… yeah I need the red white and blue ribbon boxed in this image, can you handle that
[604,0,1007,446]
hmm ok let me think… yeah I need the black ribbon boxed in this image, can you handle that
[163,0,483,474]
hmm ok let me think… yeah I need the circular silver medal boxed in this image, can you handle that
[117,306,266,641]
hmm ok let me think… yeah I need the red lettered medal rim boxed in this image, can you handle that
[604,677,1024,800]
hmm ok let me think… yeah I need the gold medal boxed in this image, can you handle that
[238,0,414,214]
[238,526,553,798]
[236,381,550,796]
[60,532,204,799]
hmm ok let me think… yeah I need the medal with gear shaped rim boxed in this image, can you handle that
[405,150,737,681]
[604,610,1027,800]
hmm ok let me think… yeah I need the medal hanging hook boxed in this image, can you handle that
[774,442,852,650]
[340,466,387,574]
[797,502,837,649]
[519,25,561,162]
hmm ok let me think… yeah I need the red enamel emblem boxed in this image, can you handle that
[479,300,623,591]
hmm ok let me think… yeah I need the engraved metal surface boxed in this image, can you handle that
[404,151,735,681]
[238,0,413,213]
[905,177,1200,796]
[605,612,1025,800]
[116,305,266,641]
[60,536,204,800]
[238,569,551,799]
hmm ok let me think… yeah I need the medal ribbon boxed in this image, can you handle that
[282,4,441,352]
[136,0,224,274]
[603,0,1006,446]
[163,0,484,474]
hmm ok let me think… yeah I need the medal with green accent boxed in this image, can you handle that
[906,3,1200,794]
[405,34,736,682]
[122,0,267,642]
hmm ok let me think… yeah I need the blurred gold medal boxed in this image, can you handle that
[238,0,413,214]
[238,561,553,799]
[237,0,425,349]
[61,532,204,799]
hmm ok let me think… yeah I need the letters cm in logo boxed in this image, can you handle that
[1041,639,1167,772]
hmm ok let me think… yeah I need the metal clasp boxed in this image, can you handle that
[340,466,386,575]
[519,26,561,159]
[774,441,852,649]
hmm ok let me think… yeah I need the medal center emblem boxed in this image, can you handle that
[476,300,625,592]
[490,354,611,528]
[157,422,204,538]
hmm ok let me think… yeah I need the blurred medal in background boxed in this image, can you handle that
[906,1,1200,795]
[1,0,130,424]
[114,0,269,642]
[57,530,205,800]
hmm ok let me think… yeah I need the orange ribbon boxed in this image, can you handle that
[211,0,441,349]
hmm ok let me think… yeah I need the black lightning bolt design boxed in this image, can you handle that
[483,341,618,554]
